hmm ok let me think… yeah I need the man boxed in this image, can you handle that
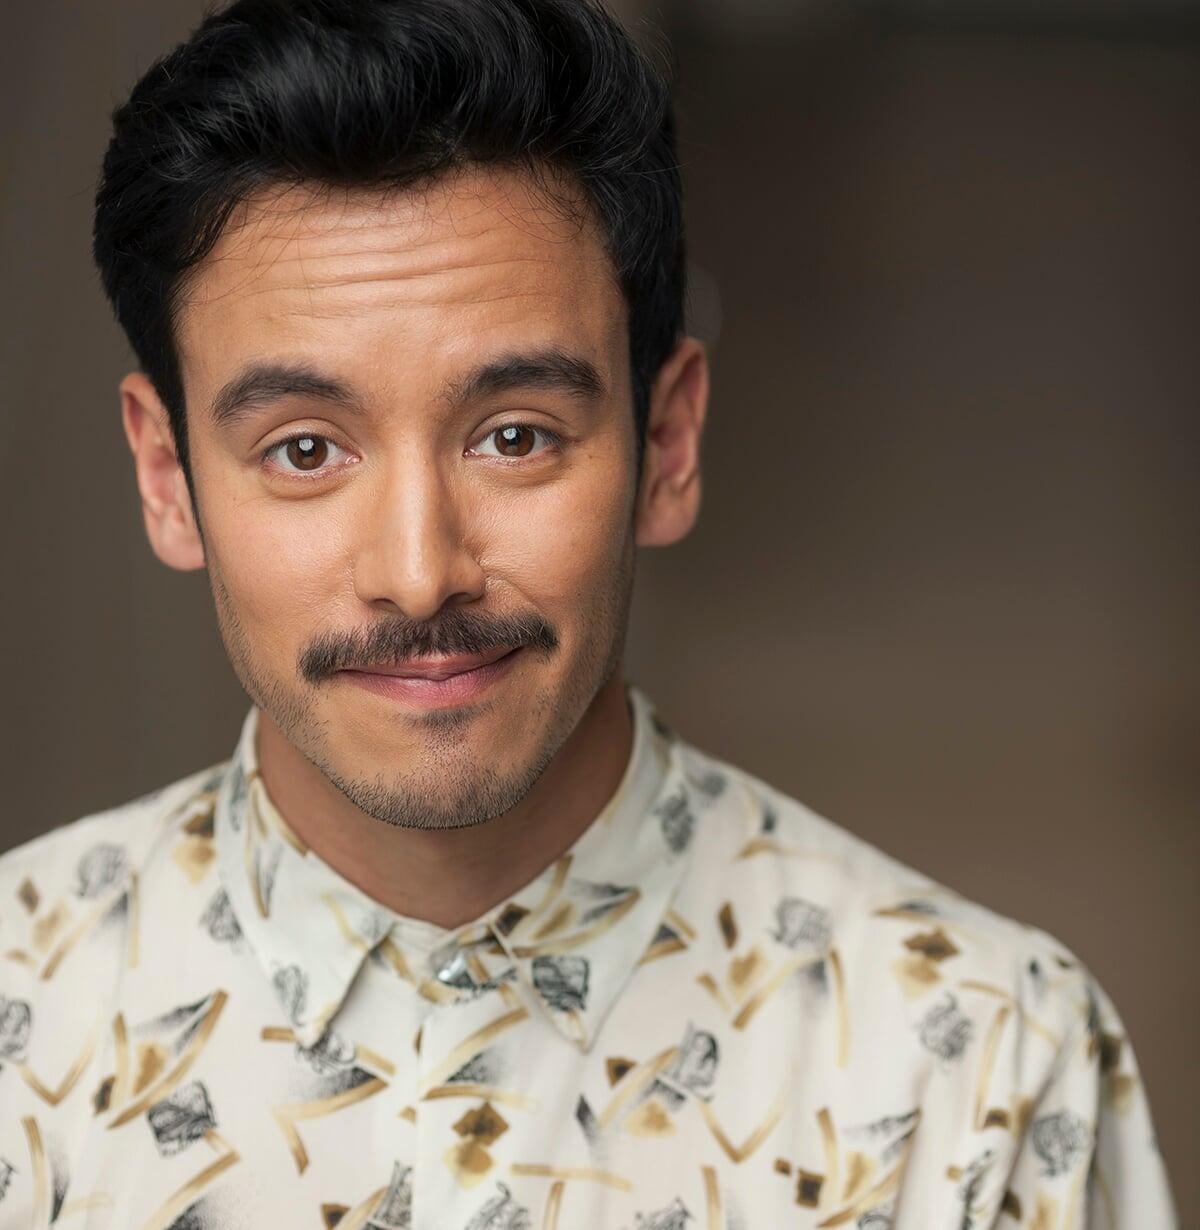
[0,0,1177,1225]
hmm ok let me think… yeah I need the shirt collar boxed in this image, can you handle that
[214,683,702,1050]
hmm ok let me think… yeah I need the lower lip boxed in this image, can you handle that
[337,649,522,708]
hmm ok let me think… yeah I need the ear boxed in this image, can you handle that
[120,372,206,571]
[634,335,709,547]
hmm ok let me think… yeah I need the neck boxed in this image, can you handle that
[252,673,634,929]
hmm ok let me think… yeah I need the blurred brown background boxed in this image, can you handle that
[2,0,1196,1217]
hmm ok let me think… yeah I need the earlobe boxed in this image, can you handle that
[120,372,206,572]
[634,336,709,548]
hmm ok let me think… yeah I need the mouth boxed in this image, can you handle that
[349,644,517,680]
[336,645,523,708]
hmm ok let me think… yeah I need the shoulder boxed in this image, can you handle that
[0,758,229,973]
[677,737,1101,1047]
[676,739,1177,1226]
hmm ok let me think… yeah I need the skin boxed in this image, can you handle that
[121,163,708,928]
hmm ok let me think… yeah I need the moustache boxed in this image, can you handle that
[298,607,558,682]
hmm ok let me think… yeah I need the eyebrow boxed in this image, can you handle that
[209,362,362,430]
[442,347,606,407]
[209,347,606,431]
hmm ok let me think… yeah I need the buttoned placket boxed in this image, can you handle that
[213,684,699,1222]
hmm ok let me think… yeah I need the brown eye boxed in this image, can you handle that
[470,423,560,461]
[284,436,328,470]
[493,424,535,457]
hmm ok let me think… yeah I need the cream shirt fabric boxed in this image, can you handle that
[0,684,1177,1229]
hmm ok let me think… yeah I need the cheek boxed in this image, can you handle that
[477,455,633,606]
[209,494,353,637]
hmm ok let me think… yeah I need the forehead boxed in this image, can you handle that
[175,165,626,401]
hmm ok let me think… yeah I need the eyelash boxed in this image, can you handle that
[260,432,352,479]
[260,424,564,477]
[471,424,564,459]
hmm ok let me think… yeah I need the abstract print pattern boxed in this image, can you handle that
[0,686,1177,1228]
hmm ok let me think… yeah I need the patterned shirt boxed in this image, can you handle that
[0,684,1177,1229]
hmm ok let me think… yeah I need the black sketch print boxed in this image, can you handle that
[630,1198,693,1229]
[846,1109,920,1165]
[225,759,248,831]
[690,767,727,800]
[1032,1111,1091,1177]
[253,842,283,914]
[954,1149,996,1229]
[654,789,694,855]
[447,1049,505,1087]
[76,843,128,898]
[295,1028,357,1076]
[462,1180,532,1229]
[147,1081,217,1156]
[574,879,637,926]
[199,888,242,945]
[531,955,589,1013]
[918,994,974,1063]
[0,997,31,1063]
[759,800,778,834]
[370,1161,414,1230]
[769,896,832,950]
[856,1212,893,1230]
[272,963,309,1025]
[662,1023,719,1101]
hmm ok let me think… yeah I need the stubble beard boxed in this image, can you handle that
[207,540,636,833]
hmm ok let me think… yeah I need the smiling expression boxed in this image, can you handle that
[166,164,643,829]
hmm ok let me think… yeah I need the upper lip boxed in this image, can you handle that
[344,645,517,681]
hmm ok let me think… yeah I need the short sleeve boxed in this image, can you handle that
[1001,962,1178,1229]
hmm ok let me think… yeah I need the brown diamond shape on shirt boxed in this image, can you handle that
[902,927,959,962]
[453,1102,509,1146]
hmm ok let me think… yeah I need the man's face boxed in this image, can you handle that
[173,166,640,830]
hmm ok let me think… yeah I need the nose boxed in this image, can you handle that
[352,456,486,621]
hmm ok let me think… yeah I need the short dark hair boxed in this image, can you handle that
[93,0,685,495]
